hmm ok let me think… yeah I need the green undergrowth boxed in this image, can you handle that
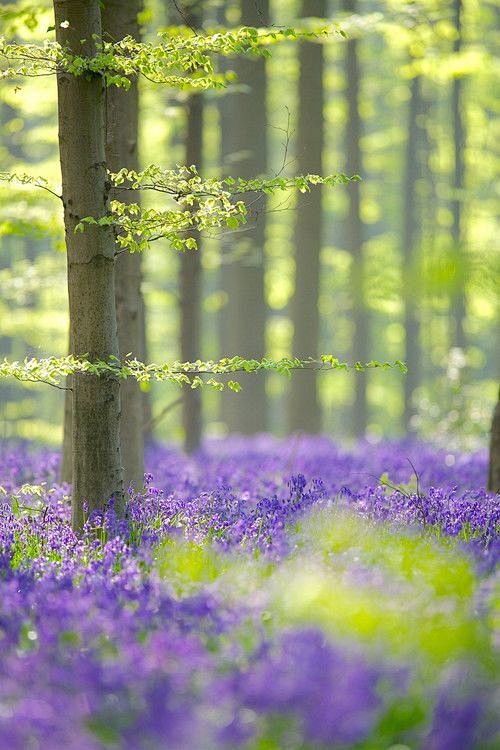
[154,507,497,674]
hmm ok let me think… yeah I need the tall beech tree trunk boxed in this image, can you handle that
[180,2,203,454]
[488,387,500,493]
[102,0,145,488]
[219,0,268,434]
[344,0,367,437]
[451,0,466,350]
[289,0,325,434]
[402,74,422,432]
[54,0,123,531]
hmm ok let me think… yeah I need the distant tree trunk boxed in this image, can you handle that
[101,0,145,489]
[488,387,500,493]
[180,2,203,454]
[60,329,72,484]
[451,0,466,349]
[402,74,422,432]
[288,0,325,434]
[138,294,152,443]
[218,0,268,434]
[343,0,367,437]
[54,0,123,531]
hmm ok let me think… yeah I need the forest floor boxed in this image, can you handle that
[0,437,498,749]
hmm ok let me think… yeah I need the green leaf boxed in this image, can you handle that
[226,216,239,230]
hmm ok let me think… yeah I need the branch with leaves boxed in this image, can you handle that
[0,25,337,89]
[1,166,359,253]
[0,355,407,393]
[103,166,359,252]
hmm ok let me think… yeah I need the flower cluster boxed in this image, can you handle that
[0,437,497,749]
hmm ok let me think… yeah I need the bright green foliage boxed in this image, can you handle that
[97,165,358,253]
[0,25,333,90]
[0,191,61,241]
[1,165,359,254]
[0,170,54,191]
[154,505,488,669]
[0,354,407,392]
[0,3,46,35]
[0,481,55,517]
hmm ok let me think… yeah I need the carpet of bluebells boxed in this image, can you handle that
[0,436,498,749]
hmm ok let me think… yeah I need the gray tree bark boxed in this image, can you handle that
[343,0,368,437]
[218,0,268,434]
[180,2,203,454]
[289,0,325,434]
[54,0,123,531]
[101,0,145,489]
[488,387,500,493]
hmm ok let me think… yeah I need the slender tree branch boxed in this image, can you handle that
[13,375,72,391]
[170,0,206,36]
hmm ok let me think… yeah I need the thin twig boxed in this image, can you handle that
[170,0,206,37]
[407,457,421,499]
[37,183,62,201]
[14,375,72,391]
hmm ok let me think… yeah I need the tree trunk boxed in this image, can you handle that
[343,0,367,437]
[138,293,153,444]
[54,0,123,531]
[488,387,500,493]
[218,0,268,434]
[451,0,466,350]
[59,329,72,484]
[101,0,145,489]
[180,2,203,454]
[289,0,325,434]
[402,74,422,432]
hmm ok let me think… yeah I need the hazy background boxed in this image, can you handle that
[0,0,498,450]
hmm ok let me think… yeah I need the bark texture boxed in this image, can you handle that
[218,0,268,434]
[54,0,123,531]
[344,0,368,437]
[289,0,325,434]
[488,387,500,494]
[102,0,145,489]
[179,2,203,454]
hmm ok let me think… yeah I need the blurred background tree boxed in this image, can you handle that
[217,0,269,436]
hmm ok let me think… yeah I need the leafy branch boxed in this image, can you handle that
[0,170,62,200]
[0,25,335,89]
[1,166,359,254]
[0,355,408,393]
[88,166,359,253]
